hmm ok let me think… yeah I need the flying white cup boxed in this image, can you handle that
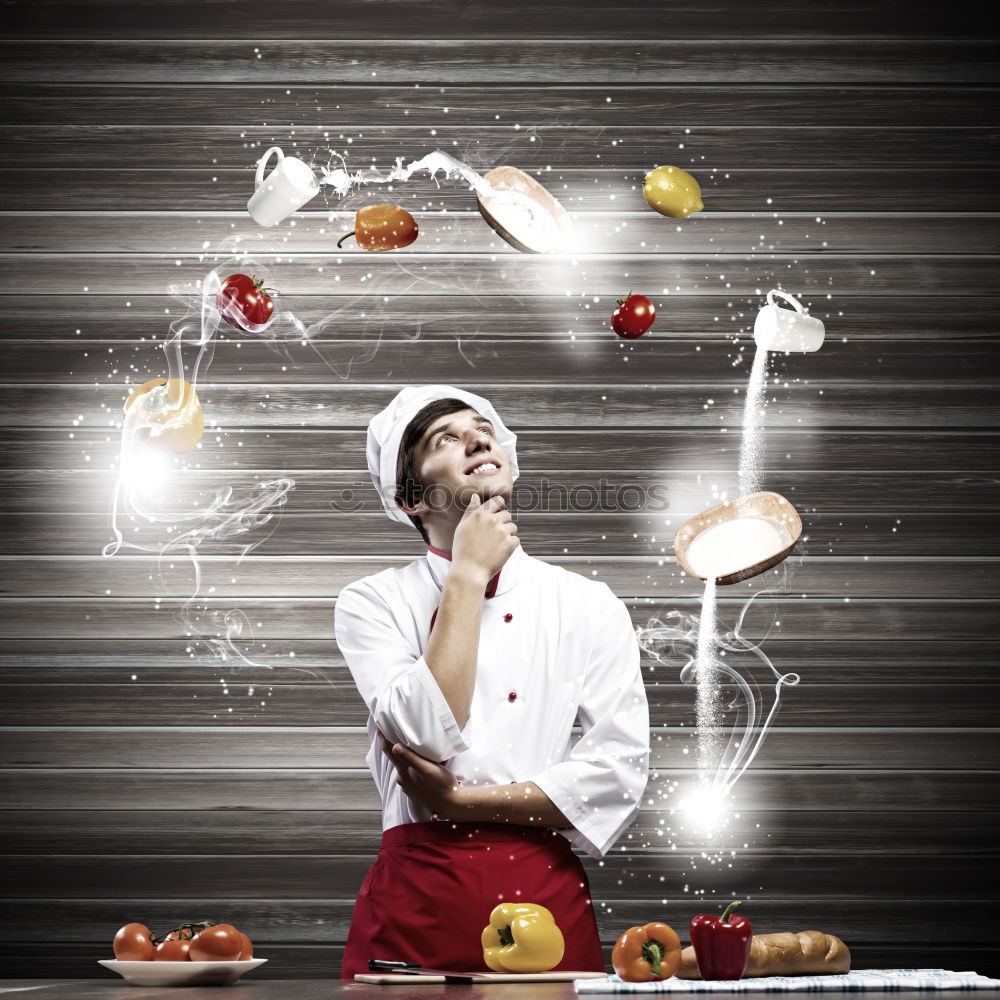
[247,146,320,227]
[753,289,825,353]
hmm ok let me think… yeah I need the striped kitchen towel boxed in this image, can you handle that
[574,970,1000,993]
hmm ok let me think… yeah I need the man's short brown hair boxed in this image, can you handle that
[394,397,472,544]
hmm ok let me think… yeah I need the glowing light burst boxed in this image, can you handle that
[677,779,734,836]
[116,439,175,500]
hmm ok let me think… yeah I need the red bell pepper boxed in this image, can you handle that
[689,900,752,980]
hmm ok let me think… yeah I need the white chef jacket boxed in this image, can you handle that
[333,542,650,859]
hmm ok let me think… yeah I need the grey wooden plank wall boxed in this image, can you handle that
[1,0,999,980]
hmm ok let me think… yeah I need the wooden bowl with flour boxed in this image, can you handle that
[674,491,802,585]
[475,165,573,254]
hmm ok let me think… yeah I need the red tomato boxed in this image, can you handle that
[217,273,276,330]
[611,293,656,339]
[238,931,254,960]
[189,923,243,962]
[153,937,192,961]
[113,922,156,961]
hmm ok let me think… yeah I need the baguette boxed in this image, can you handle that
[677,931,850,979]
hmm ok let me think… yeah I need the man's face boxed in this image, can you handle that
[406,407,513,518]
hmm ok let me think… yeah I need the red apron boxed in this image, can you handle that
[340,819,607,979]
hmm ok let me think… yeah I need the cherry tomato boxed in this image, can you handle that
[189,923,243,962]
[611,292,656,339]
[113,922,156,961]
[217,273,276,330]
[238,931,254,960]
[153,937,192,961]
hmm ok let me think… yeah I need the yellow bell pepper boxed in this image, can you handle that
[481,902,565,973]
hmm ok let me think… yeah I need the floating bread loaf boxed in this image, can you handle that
[678,931,850,979]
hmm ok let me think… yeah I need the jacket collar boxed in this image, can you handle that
[425,541,526,599]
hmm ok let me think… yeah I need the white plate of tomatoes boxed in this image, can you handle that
[102,920,265,986]
[99,957,267,987]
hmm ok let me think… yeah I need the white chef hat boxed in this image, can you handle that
[366,384,520,525]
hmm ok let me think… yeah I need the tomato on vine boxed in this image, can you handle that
[113,922,156,961]
[189,923,243,962]
[154,934,192,961]
[112,918,251,962]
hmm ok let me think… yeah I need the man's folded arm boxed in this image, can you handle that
[334,581,471,761]
[527,586,651,859]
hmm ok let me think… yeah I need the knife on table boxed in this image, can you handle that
[368,959,490,982]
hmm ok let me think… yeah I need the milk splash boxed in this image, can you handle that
[320,150,569,255]
[678,510,797,811]
[644,291,817,836]
[102,255,304,675]
[194,238,396,382]
[638,585,800,829]
[322,150,488,199]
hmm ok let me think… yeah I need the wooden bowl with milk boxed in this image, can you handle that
[674,491,802,585]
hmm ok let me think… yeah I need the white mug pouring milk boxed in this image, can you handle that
[247,146,321,227]
[754,289,825,353]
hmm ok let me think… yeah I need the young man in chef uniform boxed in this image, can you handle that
[336,385,650,978]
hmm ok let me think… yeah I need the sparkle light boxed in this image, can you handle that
[678,780,733,837]
[119,440,174,498]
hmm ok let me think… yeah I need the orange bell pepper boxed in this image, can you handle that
[337,204,419,252]
[611,921,682,982]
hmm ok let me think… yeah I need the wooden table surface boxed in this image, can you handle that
[1,983,998,1000]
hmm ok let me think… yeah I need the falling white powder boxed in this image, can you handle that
[688,515,787,774]
[686,517,786,580]
[739,344,769,495]
[695,576,723,775]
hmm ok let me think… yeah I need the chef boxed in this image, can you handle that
[335,385,650,979]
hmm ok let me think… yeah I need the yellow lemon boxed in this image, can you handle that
[123,377,204,454]
[642,164,704,219]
